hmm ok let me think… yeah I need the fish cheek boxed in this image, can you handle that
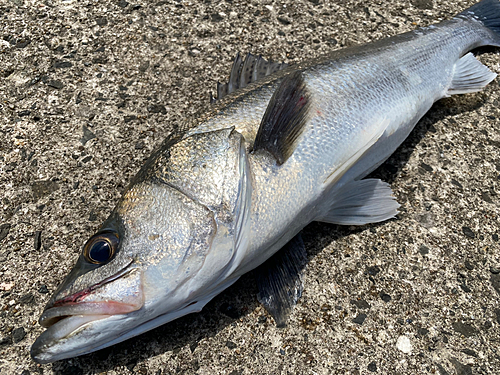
[118,181,216,301]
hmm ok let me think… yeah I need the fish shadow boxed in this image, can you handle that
[51,91,489,374]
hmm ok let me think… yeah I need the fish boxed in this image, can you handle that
[31,0,500,363]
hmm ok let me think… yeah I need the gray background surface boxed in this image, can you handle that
[1,0,499,374]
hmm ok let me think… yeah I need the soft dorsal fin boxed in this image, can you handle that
[253,71,311,165]
[211,53,288,102]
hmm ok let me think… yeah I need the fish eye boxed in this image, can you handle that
[83,231,119,264]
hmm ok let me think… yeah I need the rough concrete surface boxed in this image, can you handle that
[1,0,500,374]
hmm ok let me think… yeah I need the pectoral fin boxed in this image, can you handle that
[253,71,311,165]
[318,179,400,225]
[256,233,307,327]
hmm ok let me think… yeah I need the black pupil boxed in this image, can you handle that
[89,240,111,262]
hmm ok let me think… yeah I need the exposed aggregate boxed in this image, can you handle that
[1,0,500,374]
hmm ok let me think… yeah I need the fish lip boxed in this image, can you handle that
[39,301,143,328]
[39,265,144,328]
[32,265,145,363]
[31,314,112,363]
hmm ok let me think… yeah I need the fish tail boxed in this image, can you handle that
[459,0,500,41]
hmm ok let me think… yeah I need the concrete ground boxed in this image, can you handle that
[1,0,499,374]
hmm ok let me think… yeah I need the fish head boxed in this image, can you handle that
[31,128,252,363]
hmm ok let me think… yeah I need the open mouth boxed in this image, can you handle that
[31,267,145,363]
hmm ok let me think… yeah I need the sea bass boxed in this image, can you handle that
[32,0,500,363]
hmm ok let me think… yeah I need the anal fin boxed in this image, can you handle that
[447,52,497,95]
[256,233,307,327]
[318,179,400,225]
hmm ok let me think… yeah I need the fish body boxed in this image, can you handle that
[31,0,500,363]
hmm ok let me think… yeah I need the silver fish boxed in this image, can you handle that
[31,0,500,363]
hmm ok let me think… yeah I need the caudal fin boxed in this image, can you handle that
[459,0,500,37]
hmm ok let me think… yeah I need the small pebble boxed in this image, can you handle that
[12,327,26,343]
[34,231,42,250]
[352,313,367,325]
[396,335,412,353]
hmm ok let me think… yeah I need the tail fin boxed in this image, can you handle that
[459,0,500,36]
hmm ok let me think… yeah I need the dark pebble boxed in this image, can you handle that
[464,260,474,270]
[436,363,449,375]
[16,38,30,48]
[53,60,73,69]
[278,30,285,36]
[481,191,493,203]
[277,17,291,25]
[124,115,137,122]
[12,327,26,343]
[459,284,471,293]
[80,125,96,145]
[211,13,223,22]
[135,141,145,150]
[451,179,463,189]
[380,293,391,302]
[96,17,107,26]
[20,292,35,305]
[18,110,31,116]
[0,224,11,242]
[34,230,42,250]
[5,162,16,172]
[89,210,97,222]
[366,265,380,276]
[451,321,478,337]
[21,370,30,375]
[492,234,498,242]
[495,309,500,325]
[419,245,429,256]
[450,358,473,375]
[491,273,500,295]
[482,320,492,330]
[147,104,166,114]
[219,302,241,319]
[418,328,429,336]
[461,227,475,239]
[258,315,267,323]
[419,162,433,173]
[490,267,500,274]
[138,61,149,72]
[225,340,237,349]
[92,56,108,64]
[118,0,129,8]
[352,313,367,325]
[367,361,377,372]
[47,80,63,89]
[350,299,371,309]
[461,349,477,357]
[81,155,92,163]
[38,284,49,294]
[411,0,434,9]
[31,180,59,200]
[0,336,11,346]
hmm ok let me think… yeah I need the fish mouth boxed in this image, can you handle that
[31,267,144,363]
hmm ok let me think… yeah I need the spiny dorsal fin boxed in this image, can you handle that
[211,53,288,102]
[253,70,311,165]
